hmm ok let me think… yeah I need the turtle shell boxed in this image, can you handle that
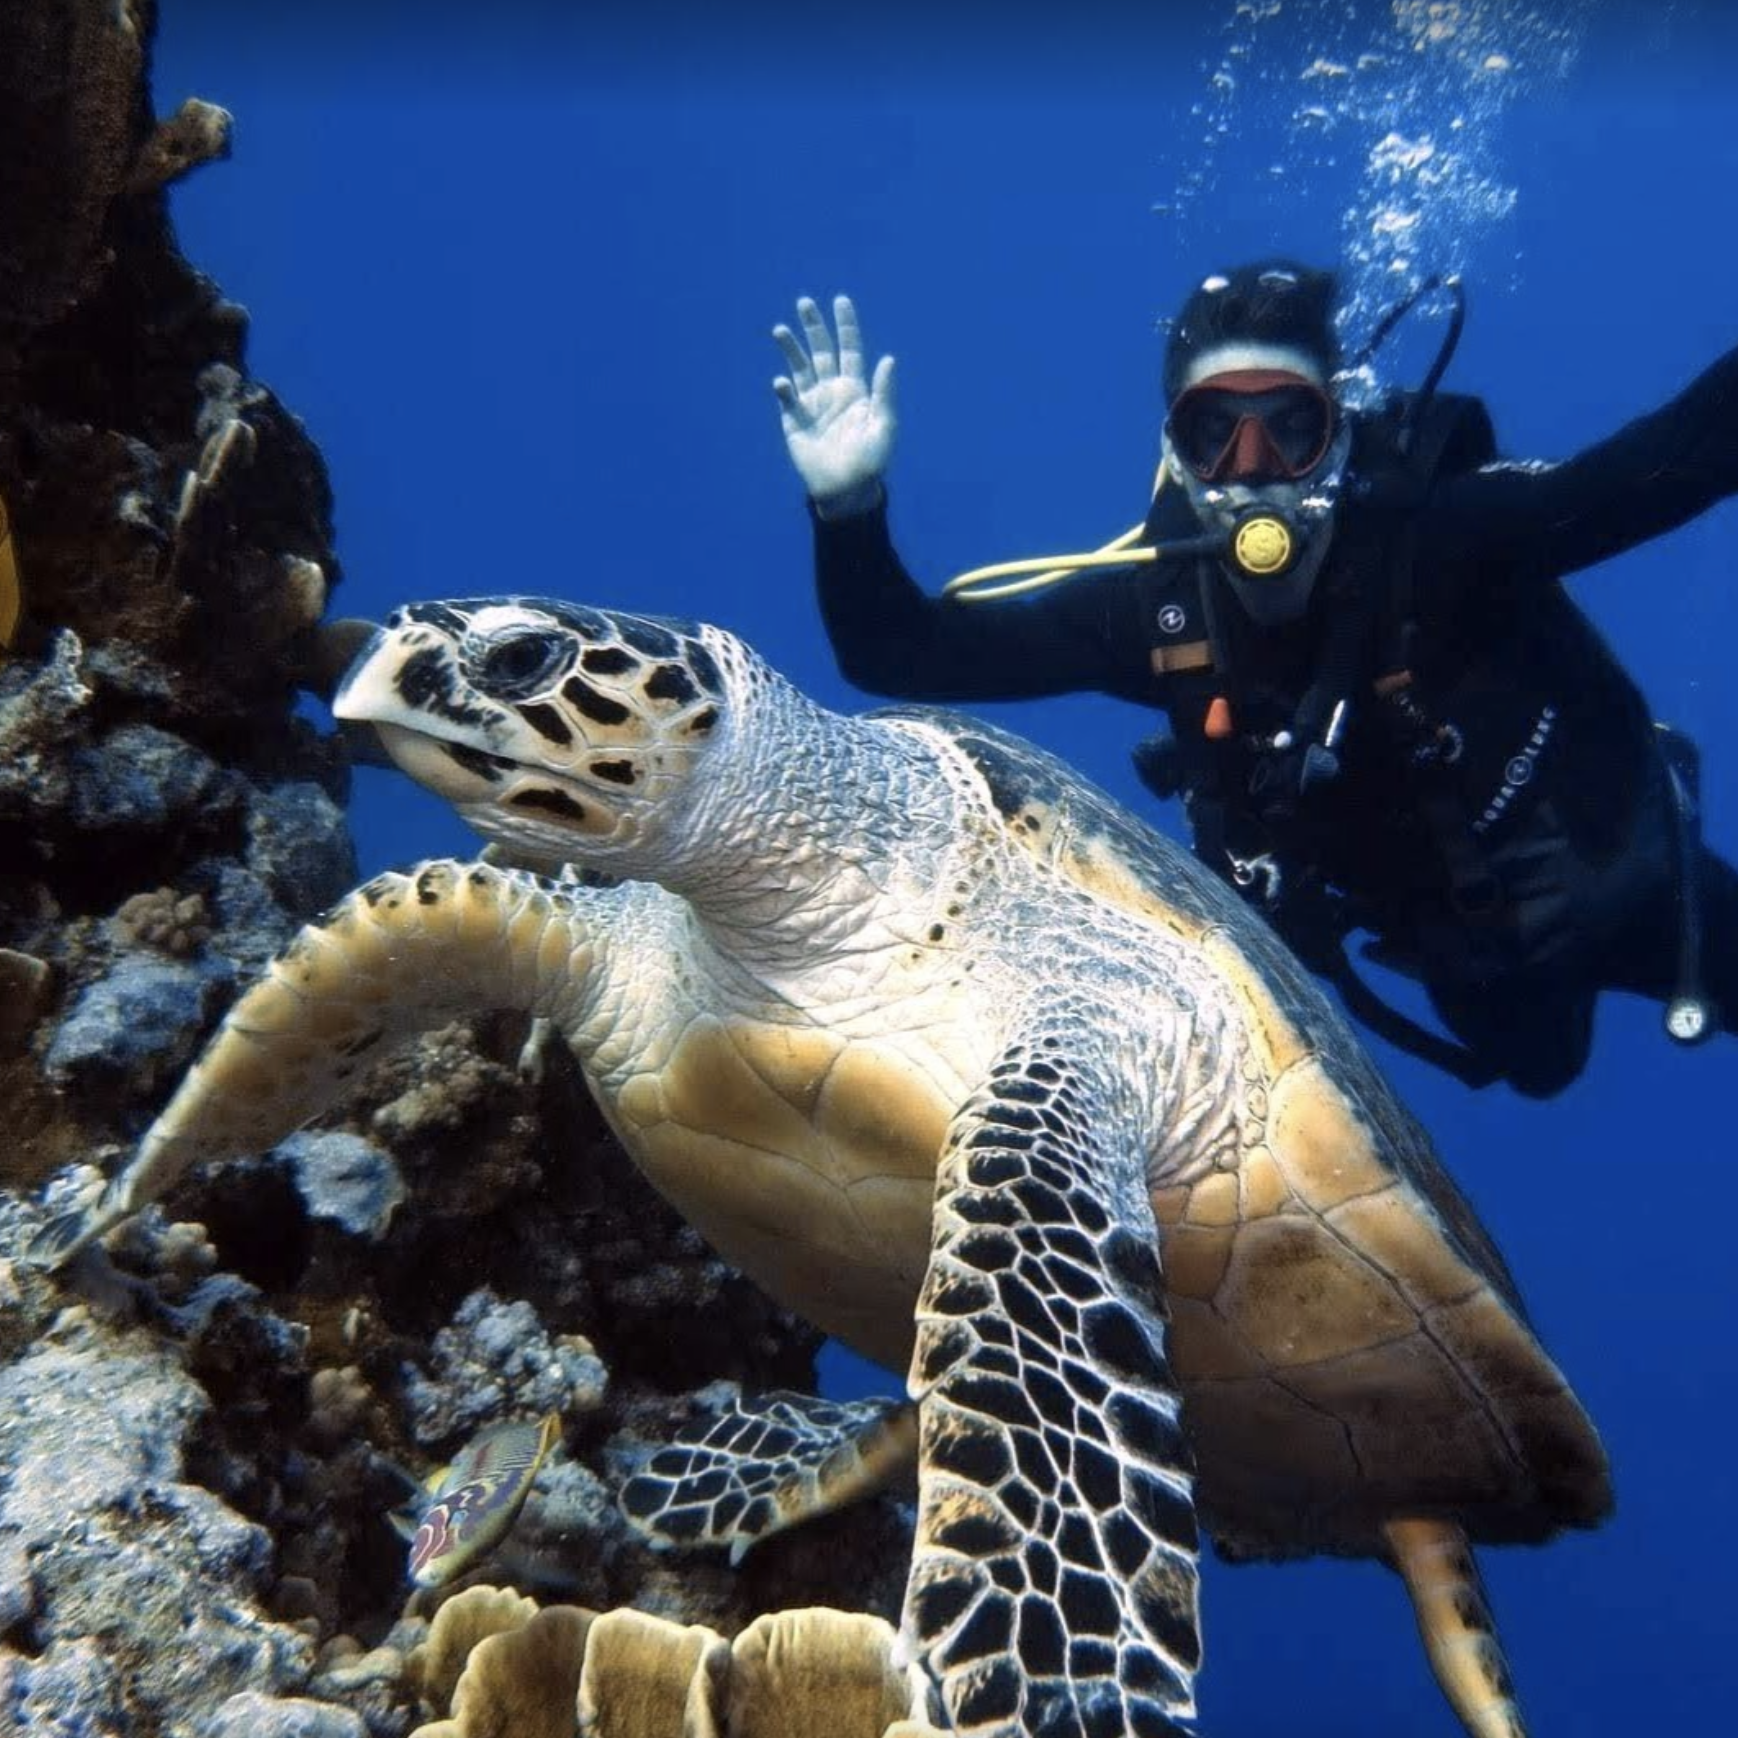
[911,711,1612,1562]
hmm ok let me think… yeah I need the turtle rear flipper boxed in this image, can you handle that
[906,1032,1198,1738]
[621,1391,917,1565]
[1386,1518,1530,1738]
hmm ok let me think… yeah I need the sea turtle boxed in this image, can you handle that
[34,598,1611,1738]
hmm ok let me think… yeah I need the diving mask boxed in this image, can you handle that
[1167,369,1337,484]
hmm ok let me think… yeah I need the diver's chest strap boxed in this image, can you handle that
[1150,640,1213,675]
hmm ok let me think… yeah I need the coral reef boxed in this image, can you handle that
[0,0,352,1202]
[0,4,912,1733]
[401,1290,607,1447]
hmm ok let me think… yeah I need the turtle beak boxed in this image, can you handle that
[305,617,383,705]
[318,622,403,771]
[333,623,510,790]
[331,628,393,724]
[367,721,510,804]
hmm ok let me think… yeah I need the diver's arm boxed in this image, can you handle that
[775,295,1146,703]
[1419,343,1738,589]
[813,497,1134,702]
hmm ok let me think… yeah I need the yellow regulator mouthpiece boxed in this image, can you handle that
[1231,513,1295,578]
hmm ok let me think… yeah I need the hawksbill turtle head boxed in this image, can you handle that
[334,597,750,866]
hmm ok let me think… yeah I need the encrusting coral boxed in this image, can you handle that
[0,4,912,1732]
[113,884,214,956]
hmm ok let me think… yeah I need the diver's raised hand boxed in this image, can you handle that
[772,294,897,518]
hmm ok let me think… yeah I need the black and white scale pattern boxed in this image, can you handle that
[621,1390,915,1562]
[907,1031,1199,1738]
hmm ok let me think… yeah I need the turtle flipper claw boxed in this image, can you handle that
[25,1209,96,1271]
[24,1173,122,1272]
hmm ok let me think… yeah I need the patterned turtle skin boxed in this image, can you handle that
[619,1391,921,1568]
[34,599,1610,1738]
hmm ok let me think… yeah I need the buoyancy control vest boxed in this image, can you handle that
[1135,385,1720,1077]
[1132,389,1580,1082]
[1135,388,1500,887]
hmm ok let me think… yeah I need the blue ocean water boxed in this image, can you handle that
[156,4,1734,1732]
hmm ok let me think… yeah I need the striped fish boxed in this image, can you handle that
[393,1411,562,1589]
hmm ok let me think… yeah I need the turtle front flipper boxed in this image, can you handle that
[1386,1518,1530,1738]
[29,860,606,1269]
[620,1391,918,1565]
[905,1036,1198,1738]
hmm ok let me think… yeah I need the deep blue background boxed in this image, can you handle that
[156,4,1734,1731]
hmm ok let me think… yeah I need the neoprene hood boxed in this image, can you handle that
[1164,260,1341,400]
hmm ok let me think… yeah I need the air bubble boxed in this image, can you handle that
[1154,0,1582,356]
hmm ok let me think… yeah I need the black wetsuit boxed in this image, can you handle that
[812,347,1738,1096]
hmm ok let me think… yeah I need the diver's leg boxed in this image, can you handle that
[1425,975,1595,1100]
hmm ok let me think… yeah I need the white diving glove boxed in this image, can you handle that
[772,294,897,519]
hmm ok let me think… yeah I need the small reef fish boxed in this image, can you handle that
[391,1411,562,1589]
[0,492,20,648]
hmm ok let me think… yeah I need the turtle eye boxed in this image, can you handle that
[472,629,573,698]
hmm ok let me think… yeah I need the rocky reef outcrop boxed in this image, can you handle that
[0,6,910,1733]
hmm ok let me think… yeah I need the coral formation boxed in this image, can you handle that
[0,1262,315,1721]
[113,885,214,957]
[0,4,911,1733]
[404,1590,946,1738]
[402,1290,607,1447]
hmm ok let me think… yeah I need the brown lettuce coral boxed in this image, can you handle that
[409,1588,946,1738]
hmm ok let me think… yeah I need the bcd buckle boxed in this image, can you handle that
[1228,851,1282,906]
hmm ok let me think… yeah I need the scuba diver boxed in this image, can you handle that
[771,263,1738,1096]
